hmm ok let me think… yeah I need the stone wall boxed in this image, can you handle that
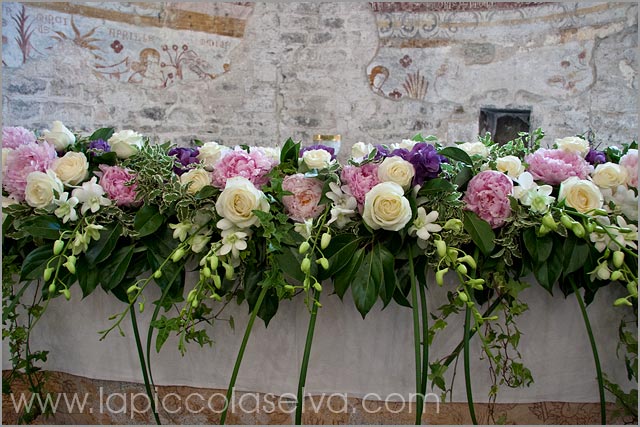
[2,2,637,156]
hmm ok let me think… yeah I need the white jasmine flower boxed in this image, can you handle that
[326,182,357,228]
[170,221,194,242]
[218,229,249,259]
[53,192,79,223]
[84,223,104,242]
[294,219,314,240]
[191,230,212,253]
[513,172,555,213]
[71,177,111,214]
[409,207,442,241]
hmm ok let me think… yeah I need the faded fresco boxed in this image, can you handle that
[1,2,254,88]
[366,2,633,102]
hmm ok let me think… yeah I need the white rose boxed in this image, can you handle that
[378,156,415,190]
[555,136,589,157]
[351,142,374,160]
[591,162,628,189]
[42,121,75,151]
[457,141,489,158]
[496,155,525,179]
[108,130,143,159]
[302,149,333,169]
[215,176,269,229]
[180,168,211,195]
[362,182,412,231]
[559,177,604,213]
[197,141,231,171]
[52,151,88,185]
[24,170,64,209]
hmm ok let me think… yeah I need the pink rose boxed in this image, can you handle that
[97,165,139,206]
[211,149,275,189]
[619,149,638,188]
[525,148,593,185]
[282,174,325,222]
[340,163,380,208]
[2,142,57,201]
[2,126,36,149]
[463,170,513,229]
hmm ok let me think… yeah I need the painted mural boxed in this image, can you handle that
[1,2,254,88]
[366,2,632,102]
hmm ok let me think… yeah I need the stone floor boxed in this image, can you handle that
[2,370,631,424]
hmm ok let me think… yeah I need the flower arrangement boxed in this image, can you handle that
[2,123,637,425]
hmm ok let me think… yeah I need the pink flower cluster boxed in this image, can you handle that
[2,126,36,149]
[463,170,513,229]
[282,174,325,222]
[525,148,593,185]
[340,163,380,207]
[211,149,275,189]
[620,149,638,188]
[98,165,139,207]
[3,142,58,200]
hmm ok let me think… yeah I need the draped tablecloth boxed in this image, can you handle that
[2,273,635,403]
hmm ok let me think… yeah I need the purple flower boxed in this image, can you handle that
[88,139,111,156]
[374,144,391,161]
[168,147,200,175]
[392,143,444,185]
[585,148,606,165]
[300,144,336,160]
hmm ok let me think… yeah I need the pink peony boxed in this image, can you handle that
[340,163,380,207]
[3,142,57,201]
[463,170,513,229]
[619,149,638,188]
[211,149,275,189]
[525,148,593,185]
[97,165,139,206]
[282,174,325,222]
[2,126,36,149]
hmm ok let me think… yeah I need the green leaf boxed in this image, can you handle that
[455,166,473,189]
[76,258,100,297]
[19,215,62,240]
[533,240,563,294]
[134,205,164,237]
[88,127,114,141]
[280,138,300,164]
[194,185,216,200]
[100,245,134,291]
[376,244,397,308]
[20,246,54,281]
[321,235,363,279]
[334,247,364,299]
[419,178,455,194]
[156,327,170,353]
[463,210,495,255]
[351,249,382,318]
[275,247,305,283]
[523,228,553,263]
[563,236,590,276]
[92,151,117,165]
[439,146,473,165]
[84,223,123,266]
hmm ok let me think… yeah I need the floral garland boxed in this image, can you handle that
[2,122,638,424]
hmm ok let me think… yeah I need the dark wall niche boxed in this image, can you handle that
[479,108,531,145]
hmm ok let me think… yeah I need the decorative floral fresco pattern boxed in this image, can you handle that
[366,2,634,102]
[1,2,254,88]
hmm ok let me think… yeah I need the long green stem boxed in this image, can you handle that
[130,306,161,425]
[146,284,175,396]
[570,278,606,425]
[408,245,424,425]
[463,302,477,425]
[220,285,268,425]
[295,289,320,425]
[419,276,429,397]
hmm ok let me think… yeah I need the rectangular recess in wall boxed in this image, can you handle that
[479,108,531,145]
